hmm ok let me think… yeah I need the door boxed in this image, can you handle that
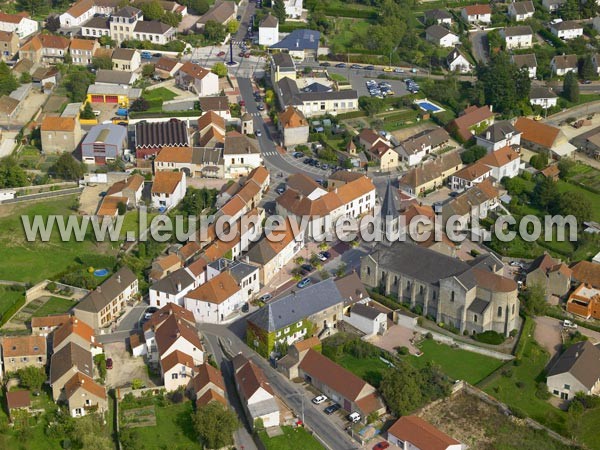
[343,399,351,411]
[95,156,106,165]
[105,95,119,103]
[91,95,104,103]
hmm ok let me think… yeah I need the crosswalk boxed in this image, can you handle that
[262,151,279,157]
[231,41,246,47]
[248,112,262,117]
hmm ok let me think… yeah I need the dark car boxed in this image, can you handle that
[364,65,375,70]
[256,103,265,111]
[276,185,286,194]
[241,303,249,313]
[324,403,341,415]
[301,264,314,272]
[319,62,331,67]
[350,64,362,69]
[449,191,460,198]
[152,53,162,58]
[335,63,346,68]
[217,51,226,57]
[293,152,304,158]
[303,158,312,164]
[106,358,113,370]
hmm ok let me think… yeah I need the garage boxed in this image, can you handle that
[91,95,104,103]
[105,95,119,103]
[95,156,106,165]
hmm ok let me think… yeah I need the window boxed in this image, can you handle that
[564,384,570,390]
[172,373,178,379]
[85,399,91,406]
[419,286,424,295]
[451,291,455,302]
[497,306,502,317]
[297,321,302,328]
[276,331,281,337]
[473,314,477,323]
[284,327,290,333]
[512,304,515,315]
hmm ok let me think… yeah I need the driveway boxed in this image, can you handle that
[469,31,489,64]
[104,342,156,389]
[534,316,563,362]
[370,324,420,355]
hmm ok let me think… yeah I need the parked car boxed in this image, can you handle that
[259,293,272,302]
[217,51,226,57]
[106,358,113,369]
[293,152,304,158]
[312,395,328,404]
[383,67,393,72]
[373,442,390,450]
[317,252,329,261]
[141,51,152,59]
[255,130,262,137]
[509,260,521,267]
[335,63,346,68]
[347,412,361,423]
[241,303,249,313]
[239,100,245,107]
[297,277,311,288]
[301,264,314,272]
[563,320,578,329]
[319,62,331,67]
[152,53,162,58]
[364,65,375,70]
[324,403,341,415]
[350,64,362,69]
[256,103,265,111]
[276,185,286,194]
[394,68,404,73]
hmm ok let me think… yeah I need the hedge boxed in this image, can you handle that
[129,110,202,119]
[322,7,378,19]
[279,22,307,33]
[337,110,367,120]
[513,315,534,359]
[0,294,26,327]
[474,330,506,345]
[77,254,117,270]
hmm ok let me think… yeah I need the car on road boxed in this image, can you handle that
[236,15,241,20]
[324,403,341,415]
[106,358,113,370]
[256,103,265,111]
[312,395,328,404]
[239,100,245,107]
[584,80,592,84]
[373,442,390,450]
[259,293,272,302]
[297,277,311,288]
[383,67,393,72]
[217,51,225,57]
[347,412,361,423]
[335,63,346,68]
[319,62,331,67]
[350,64,362,69]
[276,185,286,194]
[301,264,314,272]
[364,65,375,70]
[293,152,304,158]
[394,68,404,73]
[241,303,249,313]
[303,158,311,164]
[255,130,262,137]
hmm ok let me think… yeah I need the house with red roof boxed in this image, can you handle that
[461,4,492,23]
[0,12,38,38]
[388,415,465,450]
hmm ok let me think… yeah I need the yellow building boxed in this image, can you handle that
[86,84,141,108]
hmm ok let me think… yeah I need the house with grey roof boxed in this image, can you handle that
[542,0,565,11]
[511,53,537,78]
[550,19,583,40]
[425,24,460,48]
[270,52,296,83]
[530,86,558,109]
[133,20,176,44]
[149,267,202,309]
[551,54,578,76]
[270,29,320,60]
[361,242,519,336]
[501,25,533,49]
[73,267,138,331]
[396,127,450,166]
[475,120,521,152]
[246,278,347,357]
[135,119,190,159]
[81,123,128,165]
[424,9,452,25]
[547,341,600,399]
[508,1,534,21]
[49,342,93,401]
[95,69,138,86]
[343,302,388,336]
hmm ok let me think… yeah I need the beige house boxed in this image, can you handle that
[52,316,101,354]
[191,363,227,407]
[73,267,139,331]
[278,106,309,147]
[526,253,572,298]
[1,335,47,373]
[277,336,321,379]
[112,47,141,72]
[160,350,195,391]
[64,372,107,417]
[0,31,18,61]
[547,341,600,400]
[40,116,82,154]
[69,38,98,66]
[49,342,94,401]
[399,150,463,195]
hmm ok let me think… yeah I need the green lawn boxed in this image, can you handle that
[31,296,77,317]
[328,73,347,83]
[143,87,178,102]
[556,180,600,222]
[327,19,372,51]
[337,353,391,388]
[579,407,600,450]
[121,401,197,448]
[120,210,159,237]
[0,196,118,283]
[568,163,600,191]
[0,286,26,317]
[259,426,324,450]
[407,340,505,385]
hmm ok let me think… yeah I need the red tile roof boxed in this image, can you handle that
[514,117,561,149]
[64,372,107,400]
[388,416,460,450]
[6,391,31,410]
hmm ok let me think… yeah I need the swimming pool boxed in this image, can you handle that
[414,99,444,113]
[94,268,109,277]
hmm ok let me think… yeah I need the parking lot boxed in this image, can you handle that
[104,341,156,389]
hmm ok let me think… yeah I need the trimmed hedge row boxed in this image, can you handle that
[322,7,378,19]
[0,294,26,327]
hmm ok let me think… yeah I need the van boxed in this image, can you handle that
[141,51,152,59]
[563,320,578,329]
[347,412,361,423]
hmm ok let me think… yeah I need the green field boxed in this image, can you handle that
[0,286,26,318]
[259,426,324,450]
[143,87,178,102]
[337,353,391,388]
[408,340,505,385]
[556,180,600,222]
[31,296,77,317]
[567,163,600,192]
[0,196,118,283]
[327,19,371,51]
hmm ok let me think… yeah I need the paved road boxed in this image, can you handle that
[95,302,147,344]
[545,100,600,126]
[470,31,489,64]
[200,323,360,450]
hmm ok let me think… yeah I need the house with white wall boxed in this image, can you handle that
[259,14,279,46]
[0,12,38,38]
[508,1,535,21]
[475,121,521,152]
[154,313,204,365]
[547,341,600,400]
[530,86,559,109]
[502,25,533,49]
[512,53,537,79]
[388,416,465,450]
[425,25,460,48]
[223,131,263,179]
[284,0,303,18]
[550,54,578,76]
[151,171,186,211]
[60,0,97,28]
[343,303,387,336]
[176,62,219,97]
[149,267,202,308]
[160,350,196,391]
[550,19,583,40]
[461,4,492,23]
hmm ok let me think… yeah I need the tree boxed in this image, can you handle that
[162,11,182,27]
[99,35,115,47]
[63,67,94,102]
[580,55,595,80]
[80,102,95,120]
[185,0,209,14]
[532,176,559,211]
[563,71,579,103]
[45,15,61,32]
[558,157,576,179]
[273,0,286,23]
[559,0,580,20]
[130,97,149,112]
[20,72,32,83]
[16,0,49,16]
[193,403,238,449]
[211,62,228,78]
[117,201,127,215]
[0,157,28,188]
[18,366,46,391]
[529,153,549,170]
[50,153,86,181]
[92,56,113,70]
[204,20,227,42]
[521,283,547,316]
[139,0,164,20]
[460,145,487,164]
[0,61,18,96]
[359,96,385,116]
[142,63,155,78]
[227,19,239,34]
[558,191,592,223]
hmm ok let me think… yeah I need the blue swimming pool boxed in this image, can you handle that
[94,268,109,277]
[416,101,443,112]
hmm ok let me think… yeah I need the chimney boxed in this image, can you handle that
[81,378,85,385]
[117,275,121,283]
[177,281,182,291]
[97,286,101,293]
[176,331,180,338]
[576,352,579,358]
[486,131,491,140]
[74,318,78,324]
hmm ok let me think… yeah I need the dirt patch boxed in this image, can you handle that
[104,342,155,389]
[121,405,157,428]
[369,324,420,355]
[79,183,109,215]
[42,95,68,115]
[390,123,436,141]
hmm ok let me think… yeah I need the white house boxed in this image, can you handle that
[149,266,203,308]
[512,53,537,79]
[133,21,176,45]
[551,54,578,76]
[388,416,466,450]
[60,0,97,28]
[508,1,535,21]
[475,121,521,152]
[259,14,279,47]
[550,19,583,40]
[234,355,280,429]
[396,127,450,167]
[284,0,303,19]
[176,62,219,97]
[0,12,38,39]
[154,313,204,365]
[161,350,196,391]
[142,303,196,358]
[424,9,453,26]
[447,47,473,73]
[546,341,600,400]
[184,272,245,324]
[461,4,492,24]
[223,131,263,179]
[530,86,559,109]
[450,161,492,191]
[542,0,566,11]
[502,25,533,49]
[425,25,460,48]
[151,171,186,211]
[479,145,521,181]
[343,303,387,336]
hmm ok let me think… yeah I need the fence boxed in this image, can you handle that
[25,280,89,302]
[0,187,83,204]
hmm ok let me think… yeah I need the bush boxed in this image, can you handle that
[501,368,513,378]
[515,380,526,389]
[46,281,57,293]
[94,354,107,381]
[395,346,409,355]
[511,407,527,419]
[425,332,433,340]
[474,330,506,345]
[535,382,551,400]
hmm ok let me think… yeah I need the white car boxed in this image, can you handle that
[312,395,328,405]
[563,320,578,329]
[347,412,361,423]
[316,253,327,261]
[256,130,262,137]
